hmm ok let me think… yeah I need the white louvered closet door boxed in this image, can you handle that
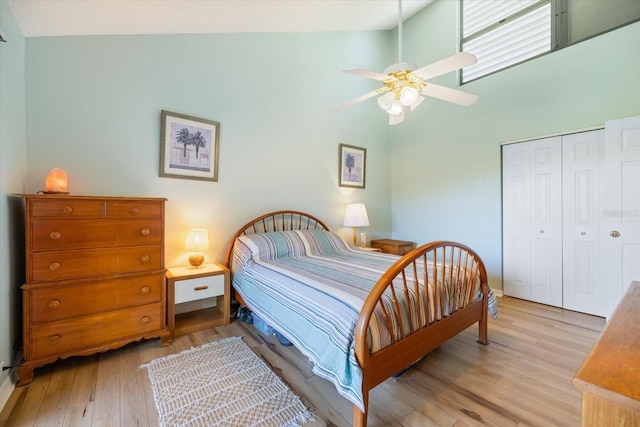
[502,137,563,307]
[562,130,606,317]
[601,116,640,318]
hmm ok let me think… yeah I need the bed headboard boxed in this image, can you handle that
[223,210,330,268]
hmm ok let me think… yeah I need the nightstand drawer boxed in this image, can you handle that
[175,274,225,304]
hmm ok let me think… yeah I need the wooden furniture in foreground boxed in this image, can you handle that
[573,281,640,426]
[17,195,170,386]
[370,238,416,255]
[224,210,489,427]
[166,263,230,339]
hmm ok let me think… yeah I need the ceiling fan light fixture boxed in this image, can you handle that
[377,91,395,111]
[388,100,404,115]
[389,111,405,125]
[400,86,419,106]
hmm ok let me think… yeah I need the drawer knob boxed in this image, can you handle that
[141,255,150,263]
[48,300,61,309]
[194,286,209,291]
[49,335,61,344]
[140,286,151,295]
[140,228,151,236]
[140,316,151,324]
[131,207,140,214]
[49,231,61,240]
[49,262,61,271]
[62,206,73,214]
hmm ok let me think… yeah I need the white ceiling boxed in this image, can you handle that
[6,0,433,38]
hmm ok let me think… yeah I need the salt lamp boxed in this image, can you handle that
[45,168,68,194]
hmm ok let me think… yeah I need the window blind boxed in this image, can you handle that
[462,2,551,82]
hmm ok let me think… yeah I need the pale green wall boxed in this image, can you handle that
[0,0,27,381]
[24,31,394,267]
[393,0,640,290]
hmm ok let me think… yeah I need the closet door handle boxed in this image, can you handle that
[610,230,621,238]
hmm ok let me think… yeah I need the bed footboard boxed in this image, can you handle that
[353,241,489,427]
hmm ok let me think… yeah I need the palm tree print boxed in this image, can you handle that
[191,131,207,159]
[174,127,208,158]
[176,128,192,157]
[345,153,355,179]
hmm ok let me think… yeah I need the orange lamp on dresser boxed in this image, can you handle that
[44,168,68,194]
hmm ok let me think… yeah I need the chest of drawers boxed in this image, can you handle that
[17,195,170,386]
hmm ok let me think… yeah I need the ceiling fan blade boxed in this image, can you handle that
[412,52,478,81]
[422,83,478,106]
[331,89,382,112]
[343,68,391,81]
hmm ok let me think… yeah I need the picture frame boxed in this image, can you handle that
[160,110,220,181]
[339,143,366,189]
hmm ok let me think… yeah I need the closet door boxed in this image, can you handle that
[562,130,605,316]
[601,116,640,318]
[503,137,563,307]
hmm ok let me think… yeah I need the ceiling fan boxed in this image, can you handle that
[332,0,479,125]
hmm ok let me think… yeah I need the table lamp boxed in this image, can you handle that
[185,228,209,268]
[343,203,369,247]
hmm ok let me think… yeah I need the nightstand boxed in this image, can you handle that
[166,263,230,339]
[370,239,416,255]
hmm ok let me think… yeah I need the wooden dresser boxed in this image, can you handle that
[17,195,170,386]
[573,281,640,426]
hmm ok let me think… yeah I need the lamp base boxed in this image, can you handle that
[188,253,205,268]
[41,191,70,195]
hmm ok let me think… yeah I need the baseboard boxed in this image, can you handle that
[0,370,15,414]
[491,288,504,297]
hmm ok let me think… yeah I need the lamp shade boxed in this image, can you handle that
[343,203,370,227]
[185,229,209,252]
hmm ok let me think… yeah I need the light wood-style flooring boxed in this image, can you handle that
[0,296,605,426]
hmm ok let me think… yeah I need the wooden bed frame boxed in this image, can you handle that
[224,210,489,427]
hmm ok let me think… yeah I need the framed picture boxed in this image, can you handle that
[160,110,220,181]
[339,143,366,188]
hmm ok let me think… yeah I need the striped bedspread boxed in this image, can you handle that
[231,229,496,412]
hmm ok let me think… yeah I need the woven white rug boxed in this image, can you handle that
[141,336,314,427]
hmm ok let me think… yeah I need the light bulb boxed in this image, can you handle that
[388,100,403,115]
[400,86,419,106]
[377,92,395,111]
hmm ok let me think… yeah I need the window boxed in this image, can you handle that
[461,0,640,83]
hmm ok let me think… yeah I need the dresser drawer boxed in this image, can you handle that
[29,199,103,218]
[29,245,163,282]
[175,274,225,304]
[28,273,164,324]
[31,219,163,250]
[27,302,164,360]
[106,200,163,218]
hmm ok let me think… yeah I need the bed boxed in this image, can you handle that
[224,210,495,427]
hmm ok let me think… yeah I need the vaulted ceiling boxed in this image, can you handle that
[7,0,433,37]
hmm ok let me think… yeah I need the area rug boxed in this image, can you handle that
[141,336,315,427]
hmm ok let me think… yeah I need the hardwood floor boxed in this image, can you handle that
[0,297,605,426]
